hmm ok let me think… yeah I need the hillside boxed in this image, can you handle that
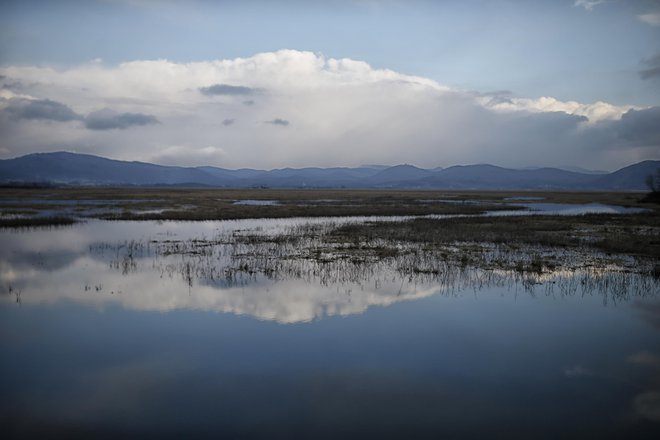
[0,151,657,190]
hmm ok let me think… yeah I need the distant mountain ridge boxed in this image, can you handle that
[0,151,657,191]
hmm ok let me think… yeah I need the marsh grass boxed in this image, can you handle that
[89,209,659,302]
[3,187,657,297]
[329,212,660,260]
[2,187,651,224]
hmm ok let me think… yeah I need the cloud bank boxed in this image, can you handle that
[0,49,657,170]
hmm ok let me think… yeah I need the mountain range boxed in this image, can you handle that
[0,152,658,191]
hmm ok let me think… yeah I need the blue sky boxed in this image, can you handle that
[0,0,659,169]
[2,0,659,104]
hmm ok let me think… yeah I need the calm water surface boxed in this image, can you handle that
[1,219,659,439]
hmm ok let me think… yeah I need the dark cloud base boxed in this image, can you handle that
[199,83,258,96]
[613,107,660,144]
[84,109,160,130]
[640,53,660,80]
[1,98,159,131]
[266,118,289,126]
[3,98,81,122]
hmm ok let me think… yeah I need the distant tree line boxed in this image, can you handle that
[643,168,660,203]
[646,169,660,193]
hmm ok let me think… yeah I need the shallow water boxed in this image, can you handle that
[233,199,281,206]
[503,196,546,201]
[1,219,659,439]
[487,202,648,216]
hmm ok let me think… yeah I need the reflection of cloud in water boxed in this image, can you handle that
[1,248,656,324]
[628,350,660,422]
[627,304,660,423]
[635,301,660,330]
[564,365,591,378]
[68,359,190,423]
[633,392,660,422]
[629,351,660,368]
[0,248,81,273]
[1,219,658,323]
[0,254,441,323]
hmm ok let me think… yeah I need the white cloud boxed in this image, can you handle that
[0,224,441,323]
[573,0,605,11]
[150,145,226,167]
[638,12,660,26]
[0,50,656,170]
[481,95,636,123]
[0,89,35,101]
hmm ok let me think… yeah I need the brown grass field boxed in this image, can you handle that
[0,187,652,222]
[1,187,657,277]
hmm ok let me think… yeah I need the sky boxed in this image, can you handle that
[0,0,659,171]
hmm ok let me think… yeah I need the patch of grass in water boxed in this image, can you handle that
[329,212,660,261]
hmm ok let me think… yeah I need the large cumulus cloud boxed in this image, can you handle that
[0,50,657,170]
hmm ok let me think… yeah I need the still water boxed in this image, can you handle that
[1,219,659,439]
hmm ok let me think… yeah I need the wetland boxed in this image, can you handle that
[1,188,659,438]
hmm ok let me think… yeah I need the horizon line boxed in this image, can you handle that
[4,150,655,174]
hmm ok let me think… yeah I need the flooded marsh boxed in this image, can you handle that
[1,190,659,438]
[0,187,649,225]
